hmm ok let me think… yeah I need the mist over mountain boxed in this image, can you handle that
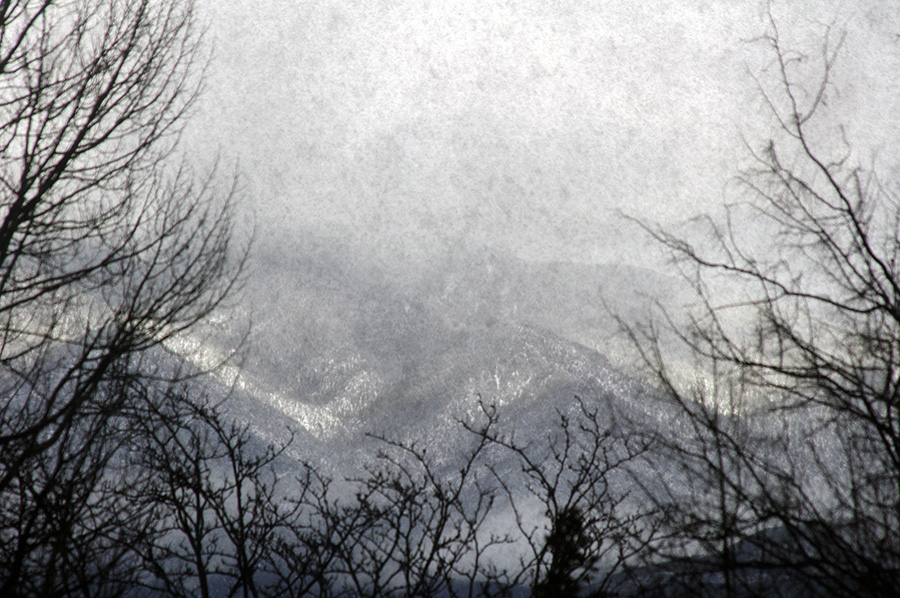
[204,231,680,473]
[179,0,900,461]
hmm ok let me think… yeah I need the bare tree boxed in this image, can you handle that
[465,397,661,598]
[267,465,340,598]
[0,0,247,593]
[289,415,509,598]
[129,388,297,598]
[617,7,900,596]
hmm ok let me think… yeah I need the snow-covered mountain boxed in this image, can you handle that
[194,234,682,480]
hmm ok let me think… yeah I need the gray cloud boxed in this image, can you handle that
[188,0,900,268]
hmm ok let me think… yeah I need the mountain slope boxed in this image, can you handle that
[205,238,680,478]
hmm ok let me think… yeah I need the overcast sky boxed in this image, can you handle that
[187,0,900,269]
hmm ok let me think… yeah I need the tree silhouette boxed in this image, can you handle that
[616,7,900,596]
[465,397,660,598]
[533,506,599,598]
[0,1,247,593]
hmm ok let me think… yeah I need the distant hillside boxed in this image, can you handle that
[196,235,683,479]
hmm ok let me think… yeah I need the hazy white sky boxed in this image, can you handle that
[188,0,900,267]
